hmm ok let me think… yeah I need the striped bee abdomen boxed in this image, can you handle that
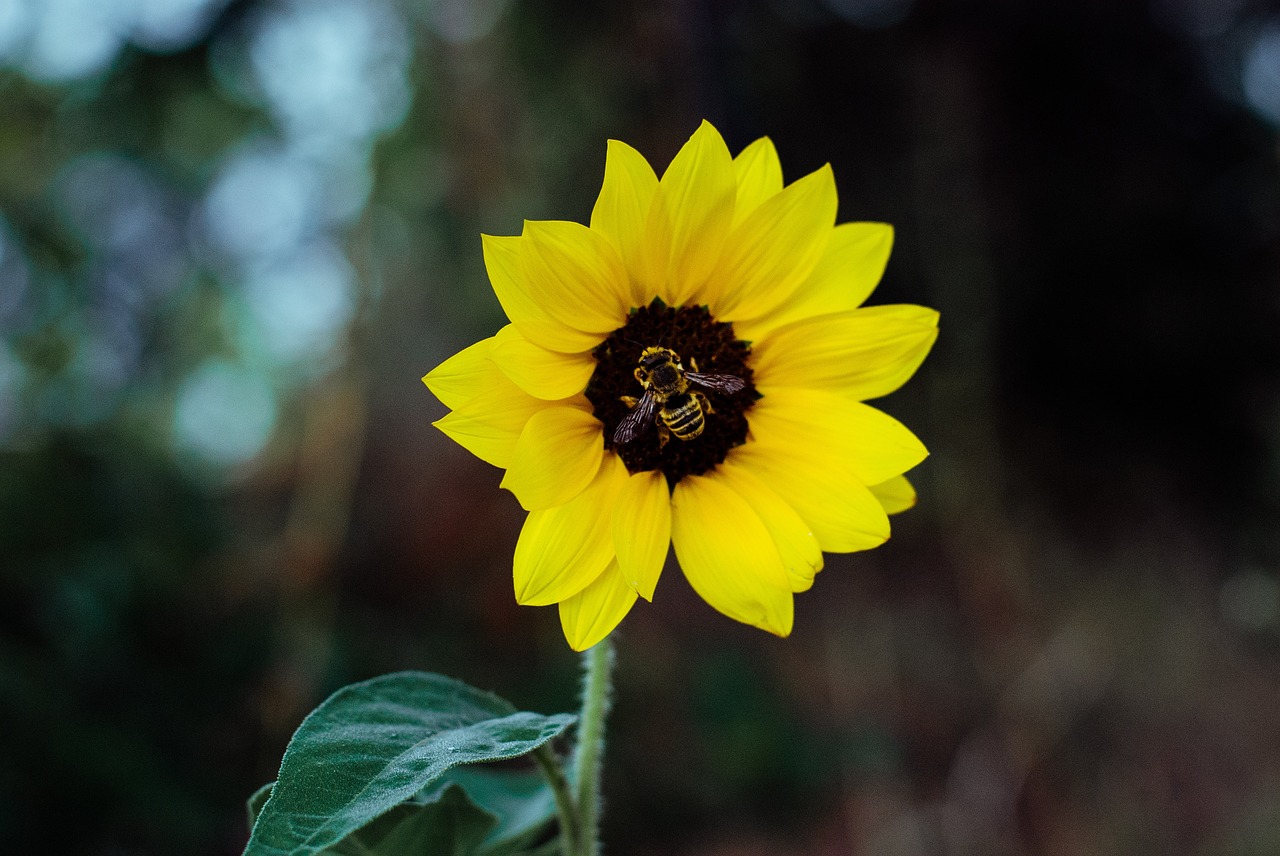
[661,392,706,440]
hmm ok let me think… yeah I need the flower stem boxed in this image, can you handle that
[572,638,615,856]
[532,744,578,856]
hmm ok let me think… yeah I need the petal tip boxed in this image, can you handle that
[631,575,658,602]
[764,612,794,638]
[497,472,532,511]
[870,221,895,246]
[565,632,612,652]
[690,118,729,149]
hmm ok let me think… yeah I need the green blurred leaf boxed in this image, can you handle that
[437,767,558,855]
[244,672,574,856]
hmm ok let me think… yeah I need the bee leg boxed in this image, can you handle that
[657,423,671,449]
[633,368,647,385]
[620,395,639,408]
[690,357,700,373]
[694,391,713,414]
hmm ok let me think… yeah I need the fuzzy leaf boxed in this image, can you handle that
[439,767,559,855]
[244,672,574,856]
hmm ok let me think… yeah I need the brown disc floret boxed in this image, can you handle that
[585,298,759,486]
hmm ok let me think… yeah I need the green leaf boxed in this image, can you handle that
[246,782,502,856]
[244,671,575,856]
[328,784,496,856]
[436,767,558,855]
[247,781,275,828]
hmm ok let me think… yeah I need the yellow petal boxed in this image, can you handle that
[717,457,823,593]
[500,406,604,511]
[483,234,537,323]
[422,336,499,410]
[558,559,639,651]
[521,220,630,335]
[514,318,606,355]
[732,438,890,554]
[513,455,627,606]
[749,387,928,487]
[671,471,794,636]
[433,412,519,469]
[732,137,783,227]
[434,375,565,468]
[489,324,596,400]
[590,139,660,306]
[450,377,580,434]
[711,164,837,321]
[732,222,894,341]
[803,221,894,310]
[483,234,603,354]
[611,469,670,601]
[646,120,736,306]
[750,305,939,401]
[869,474,917,515]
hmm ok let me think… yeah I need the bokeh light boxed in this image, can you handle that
[23,0,127,82]
[201,144,319,263]
[239,240,356,370]
[249,0,411,149]
[1244,21,1280,126]
[0,0,32,63]
[173,358,278,467]
[131,0,231,53]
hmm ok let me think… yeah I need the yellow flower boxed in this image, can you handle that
[424,121,937,650]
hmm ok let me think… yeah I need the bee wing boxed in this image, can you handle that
[612,391,659,445]
[686,372,746,395]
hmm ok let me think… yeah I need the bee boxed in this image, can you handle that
[612,346,746,447]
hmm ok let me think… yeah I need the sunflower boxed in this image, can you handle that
[423,121,937,650]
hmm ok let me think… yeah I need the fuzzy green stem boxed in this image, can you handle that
[532,744,578,856]
[572,639,615,856]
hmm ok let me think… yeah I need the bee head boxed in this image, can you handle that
[638,346,679,370]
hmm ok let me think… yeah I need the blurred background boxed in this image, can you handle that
[2,0,1279,853]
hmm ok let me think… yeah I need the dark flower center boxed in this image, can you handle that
[586,298,759,486]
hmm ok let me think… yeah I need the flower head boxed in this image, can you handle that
[424,121,937,650]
